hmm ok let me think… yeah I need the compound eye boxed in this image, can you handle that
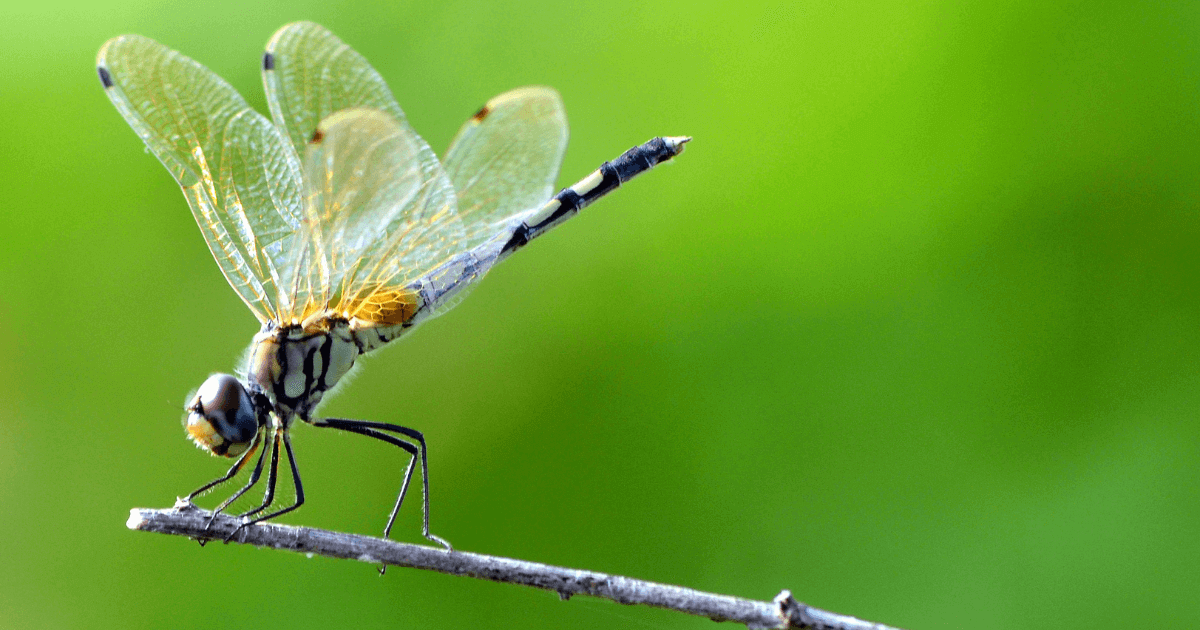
[185,374,258,457]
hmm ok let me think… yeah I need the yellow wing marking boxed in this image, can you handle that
[342,288,421,326]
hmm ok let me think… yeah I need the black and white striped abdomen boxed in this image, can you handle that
[356,135,693,346]
[499,136,690,259]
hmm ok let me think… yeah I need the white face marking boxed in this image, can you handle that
[571,169,604,195]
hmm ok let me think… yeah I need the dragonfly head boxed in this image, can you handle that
[185,374,259,457]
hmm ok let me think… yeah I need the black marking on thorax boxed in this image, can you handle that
[350,331,366,354]
[97,66,113,88]
[250,386,274,420]
[271,326,337,410]
[302,334,335,397]
[262,52,275,70]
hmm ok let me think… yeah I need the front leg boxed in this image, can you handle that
[224,430,305,542]
[184,427,264,504]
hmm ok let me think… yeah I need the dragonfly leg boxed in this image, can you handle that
[183,429,268,545]
[314,418,452,552]
[184,427,264,503]
[204,430,272,528]
[223,429,281,530]
[225,430,304,542]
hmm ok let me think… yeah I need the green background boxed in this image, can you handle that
[2,0,1197,628]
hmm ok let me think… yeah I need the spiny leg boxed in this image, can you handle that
[315,418,451,551]
[184,428,264,503]
[238,432,305,527]
[204,429,273,528]
[234,429,282,521]
[314,422,418,538]
[321,418,449,549]
[224,431,305,542]
[313,422,419,573]
[187,430,267,545]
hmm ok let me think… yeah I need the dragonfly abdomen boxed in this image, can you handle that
[499,136,691,260]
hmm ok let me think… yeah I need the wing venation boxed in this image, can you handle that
[98,34,305,323]
[280,108,464,325]
[443,87,569,250]
[99,25,575,330]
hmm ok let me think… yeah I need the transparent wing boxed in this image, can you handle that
[443,87,569,249]
[262,21,438,178]
[262,23,568,326]
[97,34,304,323]
[280,108,464,325]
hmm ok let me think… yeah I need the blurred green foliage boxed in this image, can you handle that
[1,0,1198,628]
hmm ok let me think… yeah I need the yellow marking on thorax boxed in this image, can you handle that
[249,335,281,395]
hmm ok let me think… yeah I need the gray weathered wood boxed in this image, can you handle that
[127,503,904,630]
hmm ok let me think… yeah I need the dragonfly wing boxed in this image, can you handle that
[263,24,567,326]
[282,108,464,325]
[262,22,438,177]
[97,34,304,323]
[394,87,571,319]
[443,87,569,249]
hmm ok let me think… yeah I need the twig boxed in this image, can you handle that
[127,503,905,630]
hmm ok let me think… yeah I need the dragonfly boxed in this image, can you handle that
[96,21,689,548]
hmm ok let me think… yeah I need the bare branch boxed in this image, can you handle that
[128,503,905,630]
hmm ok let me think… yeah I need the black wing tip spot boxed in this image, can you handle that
[262,52,275,71]
[309,128,324,144]
[471,105,490,123]
[97,66,113,88]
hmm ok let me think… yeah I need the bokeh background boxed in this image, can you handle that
[2,0,1198,628]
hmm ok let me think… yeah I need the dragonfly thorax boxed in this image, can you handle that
[247,314,365,422]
